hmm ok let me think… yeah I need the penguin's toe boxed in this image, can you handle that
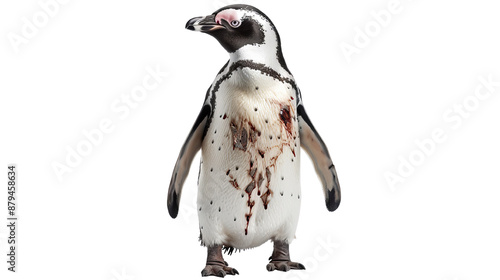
[216,269,226,277]
[278,263,290,271]
[266,263,276,271]
[226,267,239,275]
[201,263,239,277]
[266,260,305,272]
[295,262,306,269]
[201,266,212,277]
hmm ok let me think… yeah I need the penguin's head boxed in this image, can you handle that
[186,5,289,71]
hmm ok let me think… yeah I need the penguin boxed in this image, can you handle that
[167,4,341,277]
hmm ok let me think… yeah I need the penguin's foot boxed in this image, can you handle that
[266,260,305,272]
[202,245,239,277]
[267,240,305,272]
[201,261,239,277]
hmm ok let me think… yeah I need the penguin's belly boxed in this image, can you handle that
[197,85,301,249]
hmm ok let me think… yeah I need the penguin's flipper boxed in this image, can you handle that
[297,104,341,212]
[168,105,211,218]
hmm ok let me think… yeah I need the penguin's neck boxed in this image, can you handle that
[229,49,290,81]
[229,48,274,64]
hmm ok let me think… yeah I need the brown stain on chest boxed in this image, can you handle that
[230,121,248,151]
[226,98,298,235]
[280,104,293,134]
[244,164,258,235]
[229,178,239,190]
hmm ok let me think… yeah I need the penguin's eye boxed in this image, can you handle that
[230,20,241,28]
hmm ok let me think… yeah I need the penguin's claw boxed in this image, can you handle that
[266,261,305,272]
[201,264,239,277]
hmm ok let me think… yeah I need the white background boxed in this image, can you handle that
[1,0,500,280]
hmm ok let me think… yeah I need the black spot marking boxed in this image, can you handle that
[226,169,230,175]
[269,136,273,140]
[234,217,237,221]
[281,176,284,180]
[258,150,265,158]
[255,86,259,90]
[210,201,213,205]
[280,192,284,196]
[210,168,213,172]
[199,207,202,211]
[236,166,239,171]
[218,146,221,151]
[254,108,258,112]
[219,207,221,212]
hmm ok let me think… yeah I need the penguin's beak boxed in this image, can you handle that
[185,15,225,32]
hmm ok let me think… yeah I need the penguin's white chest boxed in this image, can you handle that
[197,69,302,249]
